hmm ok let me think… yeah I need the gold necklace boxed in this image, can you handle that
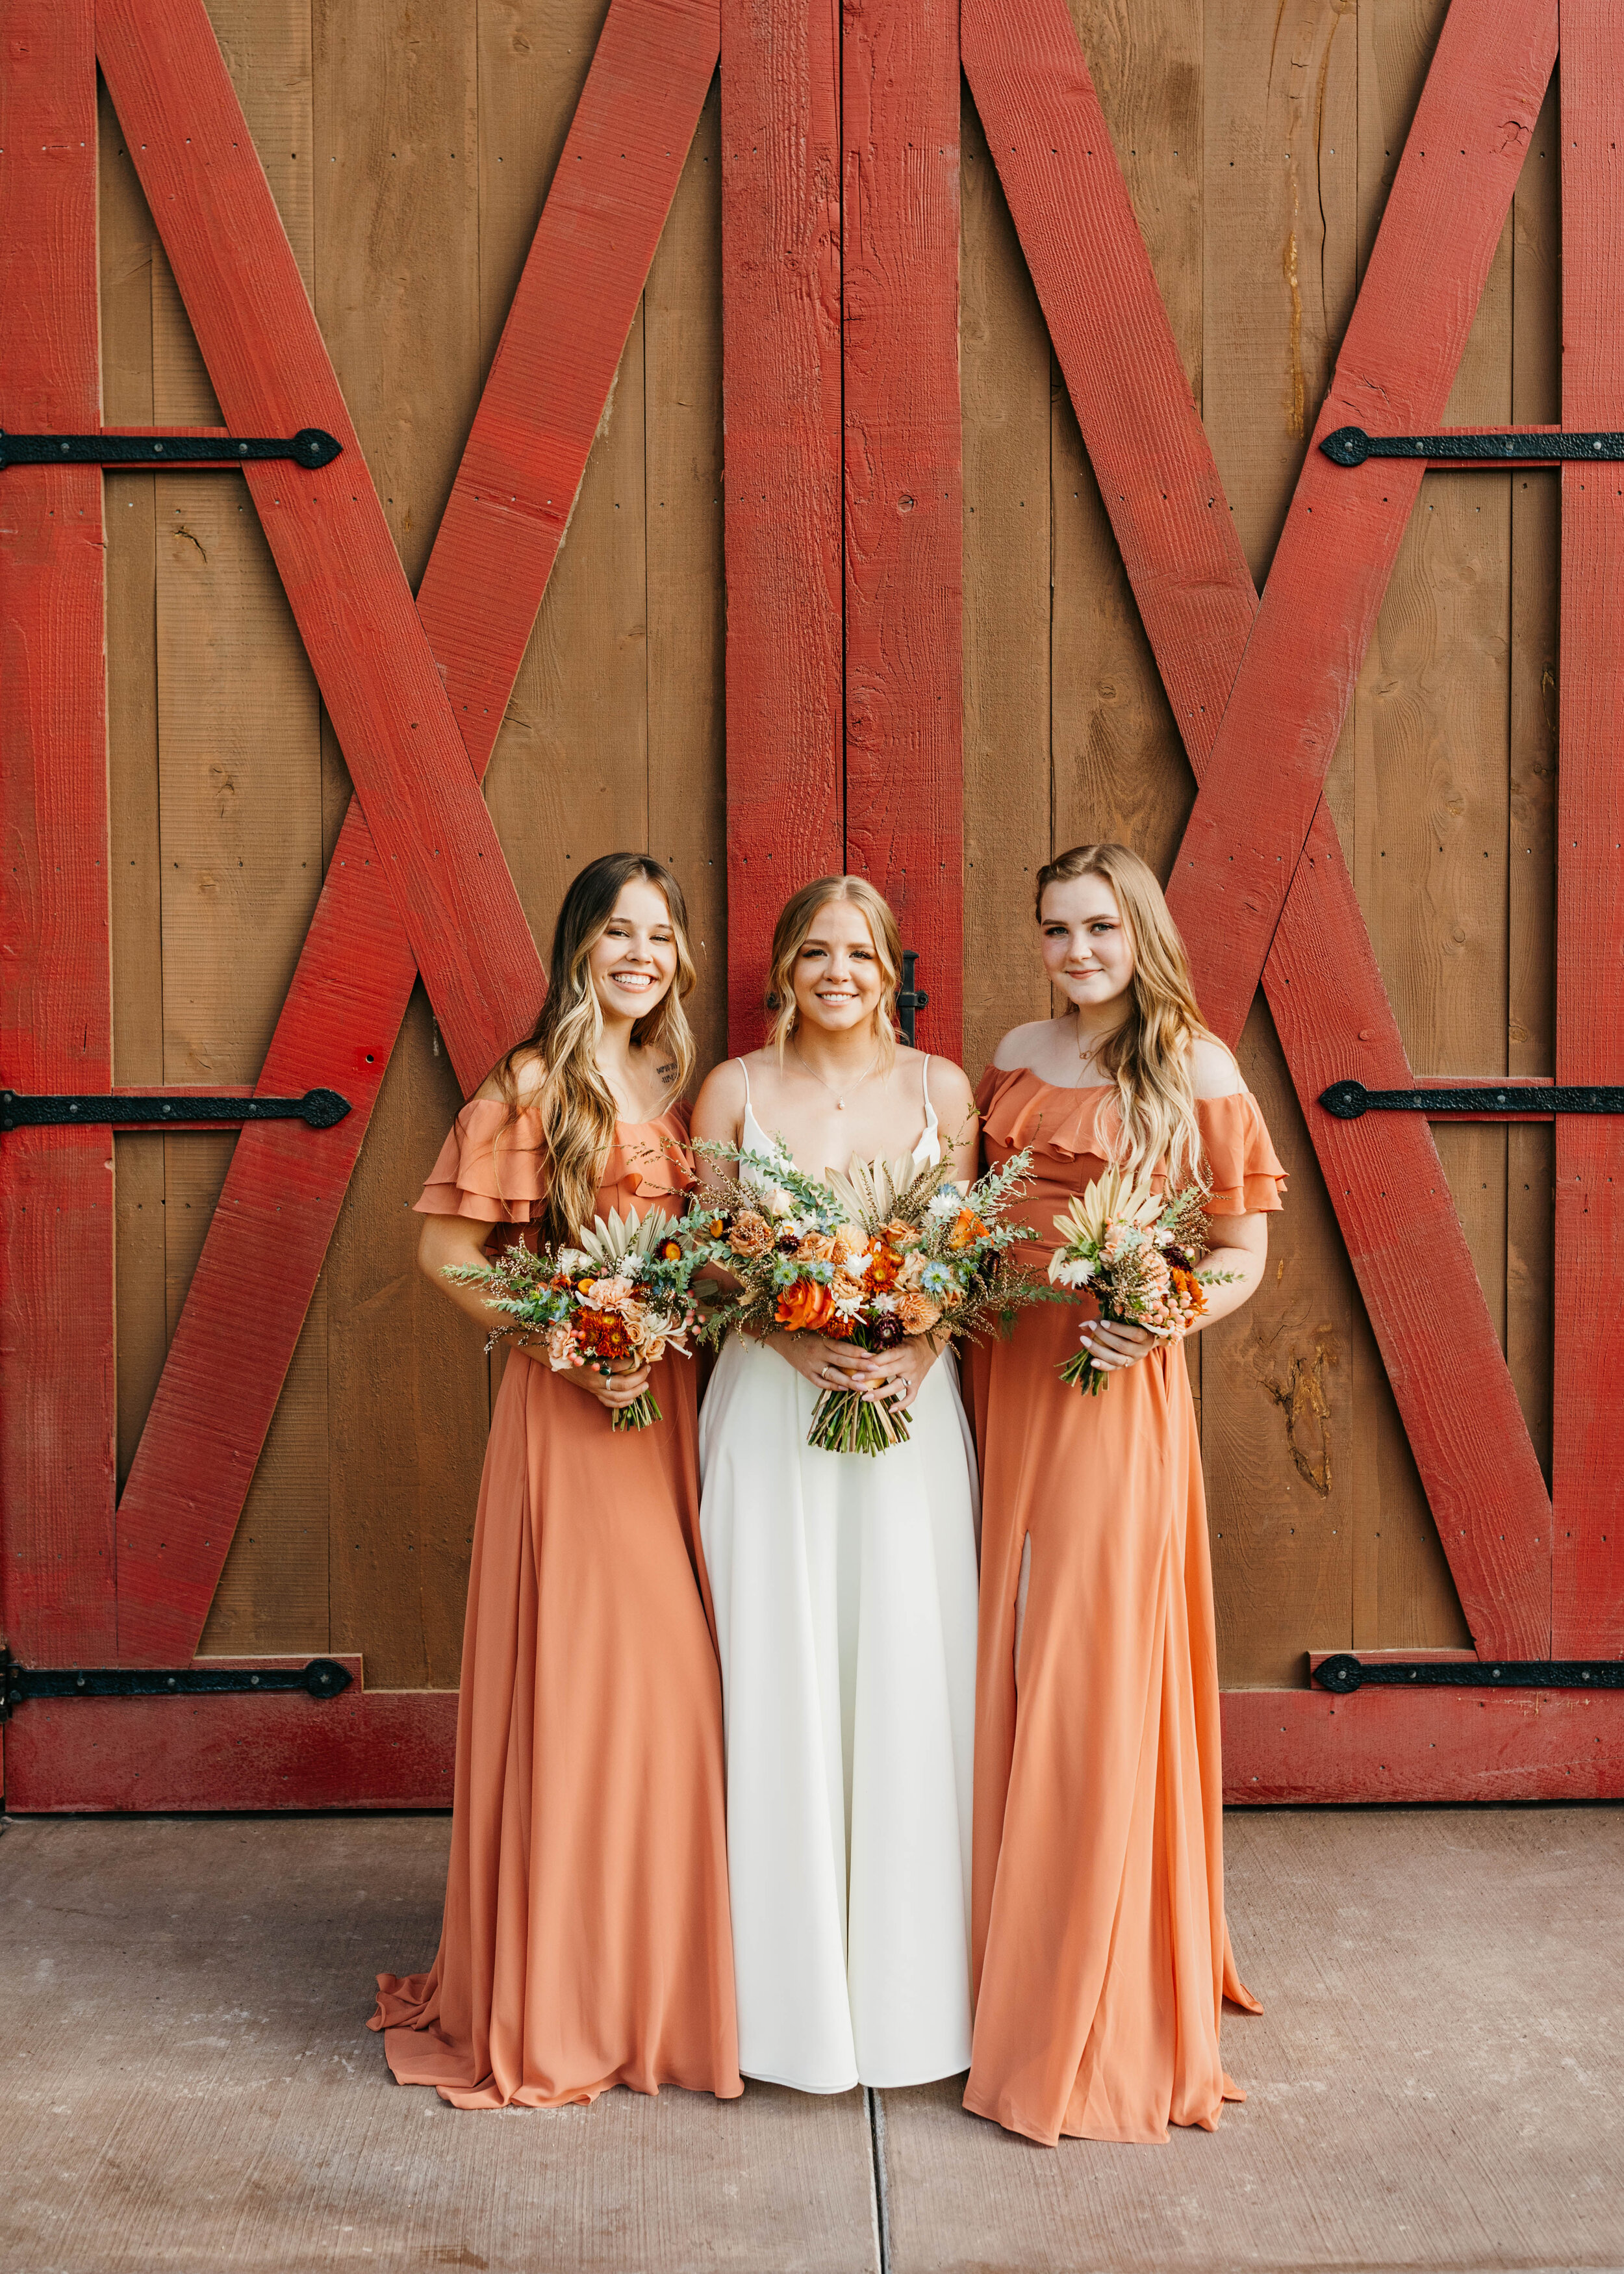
[791,1040,881,1111]
[1074,1013,1108,1081]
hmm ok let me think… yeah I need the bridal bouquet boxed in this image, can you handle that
[687,1139,1045,1454]
[444,1207,698,1430]
[1048,1166,1236,1395]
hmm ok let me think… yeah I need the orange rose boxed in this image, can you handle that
[948,1207,987,1251]
[880,1218,920,1249]
[775,1277,835,1333]
[831,1223,866,1263]
[728,1210,774,1258]
[796,1231,836,1264]
[895,1289,943,1335]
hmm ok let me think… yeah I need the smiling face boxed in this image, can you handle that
[791,897,889,1038]
[586,876,679,1025]
[1039,870,1136,1013]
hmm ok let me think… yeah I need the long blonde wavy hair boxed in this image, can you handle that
[1037,841,1219,1190]
[764,875,902,1069]
[494,852,696,1242]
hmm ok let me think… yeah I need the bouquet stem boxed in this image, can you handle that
[808,1386,911,1455]
[611,1389,663,1433]
[1056,1347,1110,1396]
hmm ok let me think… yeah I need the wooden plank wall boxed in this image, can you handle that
[99,0,725,1689]
[961,0,1557,1686]
[94,0,1554,1694]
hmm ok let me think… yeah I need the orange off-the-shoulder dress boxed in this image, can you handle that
[370,1099,741,2109]
[964,1067,1286,2148]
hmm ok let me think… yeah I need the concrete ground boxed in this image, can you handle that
[3,1807,1622,2274]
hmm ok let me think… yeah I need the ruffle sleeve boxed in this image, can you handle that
[1198,1092,1286,1215]
[413,1098,545,1224]
[976,1063,1286,1214]
[976,1063,1119,1160]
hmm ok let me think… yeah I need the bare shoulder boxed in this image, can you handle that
[991,1019,1050,1072]
[918,1051,976,1120]
[1189,1034,1245,1100]
[691,1053,749,1141]
[472,1047,543,1109]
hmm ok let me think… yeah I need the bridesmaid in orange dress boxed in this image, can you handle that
[371,852,741,2110]
[965,842,1284,2148]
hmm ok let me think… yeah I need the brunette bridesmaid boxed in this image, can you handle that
[966,842,1284,2147]
[371,853,741,2110]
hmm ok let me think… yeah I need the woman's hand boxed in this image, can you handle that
[1077,1316,1161,1374]
[550,1349,653,1411]
[768,1332,880,1398]
[859,1333,941,1416]
[770,1330,940,1415]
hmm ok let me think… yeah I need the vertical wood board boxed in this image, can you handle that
[0,1,117,1665]
[841,0,965,1058]
[100,0,716,1666]
[1553,0,1624,1657]
[720,0,844,1047]
[1166,0,1558,1045]
[965,0,1551,1658]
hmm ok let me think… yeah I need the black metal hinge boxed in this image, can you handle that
[1321,1079,1624,1121]
[1321,1080,1624,1120]
[0,1649,351,1720]
[1322,425,1624,467]
[1,1088,351,1133]
[898,951,930,1048]
[1314,1654,1624,1694]
[0,428,342,471]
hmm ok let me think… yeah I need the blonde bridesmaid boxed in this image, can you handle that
[966,842,1284,2147]
[371,853,741,2110]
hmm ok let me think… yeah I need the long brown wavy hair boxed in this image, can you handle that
[763,875,904,1069]
[1036,841,1221,1190]
[494,853,696,1242]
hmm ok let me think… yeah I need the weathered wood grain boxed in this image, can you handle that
[1193,0,1379,1674]
[720,0,843,1045]
[97,0,544,1095]
[0,0,117,1666]
[142,91,331,1652]
[314,0,487,1690]
[1349,0,1516,1654]
[1505,79,1559,1485]
[841,0,963,1059]
[1553,0,1624,1659]
[1202,0,1358,586]
[959,96,1049,1080]
[965,0,1551,1661]
[99,0,713,1667]
[1048,0,1202,899]
[1204,999,1359,1687]
[648,76,729,1075]
[98,81,168,1496]
[1166,0,1557,1044]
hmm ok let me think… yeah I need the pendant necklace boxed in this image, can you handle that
[792,1041,881,1110]
[1074,1012,1106,1083]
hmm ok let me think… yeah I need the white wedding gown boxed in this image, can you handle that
[698,1060,979,2091]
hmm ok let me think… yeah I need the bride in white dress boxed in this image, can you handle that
[692,875,981,2093]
